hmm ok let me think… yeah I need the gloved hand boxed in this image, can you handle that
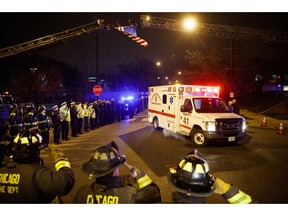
[124,163,152,189]
[46,144,67,163]
[214,178,231,195]
[129,166,140,178]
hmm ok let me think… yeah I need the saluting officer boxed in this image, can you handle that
[73,141,162,204]
[0,129,75,203]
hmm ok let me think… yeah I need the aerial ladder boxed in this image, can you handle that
[139,15,288,46]
[0,19,109,59]
[1,15,288,59]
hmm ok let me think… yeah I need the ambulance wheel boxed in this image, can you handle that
[153,117,163,130]
[191,129,208,147]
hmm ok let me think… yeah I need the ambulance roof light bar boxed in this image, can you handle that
[182,85,220,97]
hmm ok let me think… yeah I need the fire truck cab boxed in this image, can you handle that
[148,85,246,147]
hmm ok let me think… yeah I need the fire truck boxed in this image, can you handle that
[148,85,246,147]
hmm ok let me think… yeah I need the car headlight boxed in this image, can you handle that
[205,121,216,132]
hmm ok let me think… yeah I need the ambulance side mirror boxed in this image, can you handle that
[181,105,192,113]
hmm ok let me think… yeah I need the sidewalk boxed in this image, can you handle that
[240,109,288,130]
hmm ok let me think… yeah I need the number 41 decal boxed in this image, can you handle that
[183,117,189,125]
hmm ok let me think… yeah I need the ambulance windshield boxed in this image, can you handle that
[193,98,230,113]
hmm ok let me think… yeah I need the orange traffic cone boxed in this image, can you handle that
[261,117,267,127]
[277,123,285,135]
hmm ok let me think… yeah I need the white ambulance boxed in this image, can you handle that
[148,84,246,147]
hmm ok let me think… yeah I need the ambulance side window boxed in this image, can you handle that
[162,95,167,104]
[181,99,193,112]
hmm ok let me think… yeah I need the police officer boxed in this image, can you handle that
[59,102,70,141]
[83,102,90,132]
[116,100,122,122]
[73,141,162,203]
[168,150,254,204]
[0,128,75,203]
[76,102,84,135]
[37,105,50,146]
[51,105,61,144]
[93,101,100,129]
[70,102,78,137]
[110,98,117,123]
[232,99,240,115]
[88,103,95,130]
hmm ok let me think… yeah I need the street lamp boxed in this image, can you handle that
[183,18,197,31]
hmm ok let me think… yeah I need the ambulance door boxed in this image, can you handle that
[166,94,176,131]
[179,98,193,135]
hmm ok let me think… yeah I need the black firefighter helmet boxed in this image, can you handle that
[82,141,126,178]
[167,150,216,197]
[9,128,44,163]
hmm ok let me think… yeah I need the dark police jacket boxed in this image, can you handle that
[73,175,162,204]
[0,162,75,203]
[51,111,61,128]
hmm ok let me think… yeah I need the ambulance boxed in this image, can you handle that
[148,85,246,147]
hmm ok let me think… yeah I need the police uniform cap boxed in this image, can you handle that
[52,105,58,110]
[61,102,67,106]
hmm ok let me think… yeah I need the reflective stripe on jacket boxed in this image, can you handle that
[223,185,252,204]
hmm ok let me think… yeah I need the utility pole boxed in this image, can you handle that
[95,33,99,86]
[95,33,99,99]
[230,38,234,99]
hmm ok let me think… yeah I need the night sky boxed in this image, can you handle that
[1,12,288,76]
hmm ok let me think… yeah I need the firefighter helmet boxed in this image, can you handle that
[167,150,216,197]
[25,103,35,112]
[38,104,46,112]
[82,141,126,178]
[10,128,44,163]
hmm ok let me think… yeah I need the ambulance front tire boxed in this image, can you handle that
[153,117,163,130]
[191,129,208,147]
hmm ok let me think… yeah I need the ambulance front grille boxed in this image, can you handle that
[215,118,243,135]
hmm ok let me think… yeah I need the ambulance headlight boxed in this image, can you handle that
[205,121,216,132]
[242,120,247,131]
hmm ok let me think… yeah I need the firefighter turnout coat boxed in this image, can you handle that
[0,162,75,203]
[73,175,162,204]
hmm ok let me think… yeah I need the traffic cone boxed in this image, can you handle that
[277,123,285,135]
[261,117,267,127]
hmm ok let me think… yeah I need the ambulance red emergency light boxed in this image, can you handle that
[148,84,246,147]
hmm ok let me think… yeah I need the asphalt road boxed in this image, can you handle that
[35,109,288,204]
